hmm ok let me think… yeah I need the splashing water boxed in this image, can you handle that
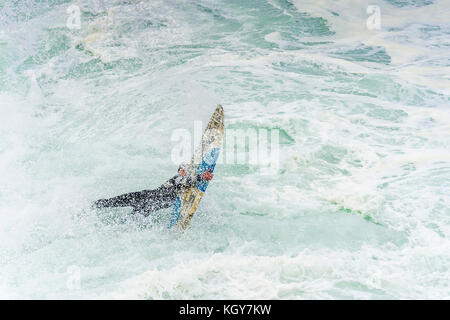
[0,0,449,299]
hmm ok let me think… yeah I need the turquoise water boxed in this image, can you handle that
[0,0,449,299]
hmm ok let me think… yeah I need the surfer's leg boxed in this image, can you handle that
[94,190,153,209]
[131,191,175,216]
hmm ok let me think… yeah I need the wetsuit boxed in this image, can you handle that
[94,174,203,216]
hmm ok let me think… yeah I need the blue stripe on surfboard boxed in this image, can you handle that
[196,148,220,192]
[168,147,220,228]
[168,196,182,228]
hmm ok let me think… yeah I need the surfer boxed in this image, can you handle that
[93,164,214,216]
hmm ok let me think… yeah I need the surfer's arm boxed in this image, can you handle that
[161,174,203,194]
[183,174,203,186]
[177,170,214,187]
[165,174,198,186]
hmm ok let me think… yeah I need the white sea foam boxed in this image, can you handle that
[0,0,449,299]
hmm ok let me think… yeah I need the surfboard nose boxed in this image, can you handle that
[213,104,224,124]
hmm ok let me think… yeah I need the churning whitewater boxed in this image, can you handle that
[0,0,449,299]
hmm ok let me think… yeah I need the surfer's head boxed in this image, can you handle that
[178,163,188,176]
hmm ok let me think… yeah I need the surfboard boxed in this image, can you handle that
[168,105,224,230]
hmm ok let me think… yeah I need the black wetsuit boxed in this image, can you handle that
[94,174,202,216]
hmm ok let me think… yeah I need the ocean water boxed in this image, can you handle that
[0,0,449,299]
